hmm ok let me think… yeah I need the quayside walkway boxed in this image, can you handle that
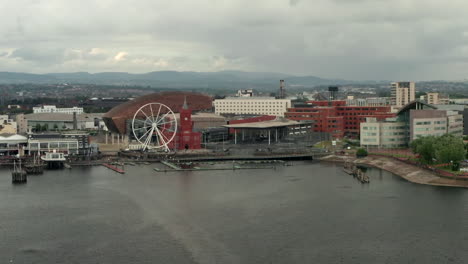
[321,155,468,188]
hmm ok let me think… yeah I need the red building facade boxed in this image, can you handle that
[335,106,395,137]
[167,100,202,150]
[285,101,395,139]
[310,100,347,107]
[285,106,345,138]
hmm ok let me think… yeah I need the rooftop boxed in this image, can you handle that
[173,112,226,119]
[223,118,312,129]
[218,97,284,100]
[396,100,437,115]
[25,113,104,122]
[0,134,28,140]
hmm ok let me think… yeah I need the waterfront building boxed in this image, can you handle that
[335,105,395,138]
[33,105,84,114]
[360,101,464,148]
[201,127,229,143]
[0,134,28,156]
[391,82,415,107]
[413,110,463,139]
[223,118,313,145]
[213,97,291,117]
[25,113,106,131]
[284,104,344,139]
[104,91,213,136]
[227,115,278,134]
[360,118,407,148]
[27,131,91,155]
[166,99,202,150]
[27,138,80,155]
[433,104,468,135]
[284,101,395,139]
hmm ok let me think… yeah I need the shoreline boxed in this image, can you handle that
[320,155,468,188]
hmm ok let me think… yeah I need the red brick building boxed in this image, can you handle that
[335,106,395,137]
[167,99,202,150]
[310,100,347,107]
[284,106,344,138]
[285,101,395,139]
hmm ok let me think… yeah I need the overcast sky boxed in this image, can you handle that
[0,0,467,80]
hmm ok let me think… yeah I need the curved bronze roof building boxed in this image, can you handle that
[103,91,213,134]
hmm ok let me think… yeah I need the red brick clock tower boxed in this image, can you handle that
[175,97,201,150]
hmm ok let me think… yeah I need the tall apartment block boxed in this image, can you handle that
[426,92,439,105]
[391,82,415,107]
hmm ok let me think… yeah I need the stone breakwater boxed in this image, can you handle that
[320,155,468,188]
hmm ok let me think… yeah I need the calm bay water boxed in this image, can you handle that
[1,161,468,264]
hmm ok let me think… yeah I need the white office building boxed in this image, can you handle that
[361,101,464,149]
[33,105,84,114]
[213,97,292,117]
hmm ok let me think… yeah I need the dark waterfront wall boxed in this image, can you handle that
[1,162,468,264]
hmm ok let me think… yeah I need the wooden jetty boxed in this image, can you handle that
[343,161,354,175]
[161,161,182,170]
[356,169,370,183]
[12,160,27,184]
[102,163,125,174]
[343,161,369,183]
[24,154,44,175]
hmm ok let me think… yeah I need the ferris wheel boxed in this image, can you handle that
[131,103,177,151]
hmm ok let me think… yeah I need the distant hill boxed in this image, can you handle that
[0,70,355,89]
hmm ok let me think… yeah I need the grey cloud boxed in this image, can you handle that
[9,48,66,64]
[0,0,467,80]
[289,0,300,6]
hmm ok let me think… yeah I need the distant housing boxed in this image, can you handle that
[237,89,254,97]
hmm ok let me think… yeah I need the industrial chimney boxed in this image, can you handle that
[328,86,339,106]
[279,80,285,99]
[73,112,78,130]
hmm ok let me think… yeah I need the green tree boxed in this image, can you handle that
[53,124,59,131]
[465,143,468,159]
[433,134,466,164]
[411,136,436,164]
[411,134,466,165]
[35,123,41,132]
[356,148,368,158]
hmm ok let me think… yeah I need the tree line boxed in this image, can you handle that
[410,134,467,168]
